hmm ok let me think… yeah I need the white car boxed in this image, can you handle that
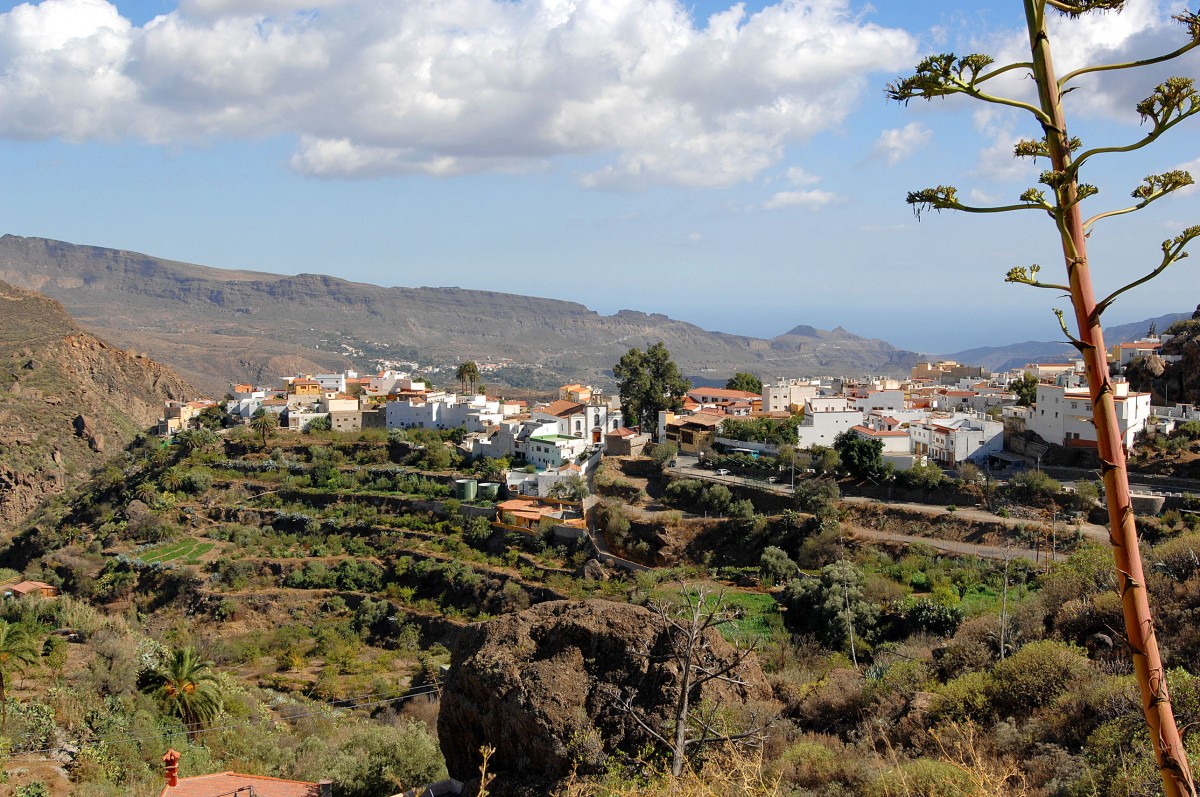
[715,468,731,476]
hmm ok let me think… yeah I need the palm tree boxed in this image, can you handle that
[455,361,481,394]
[248,410,279,448]
[145,646,222,741]
[159,467,185,493]
[0,620,39,728]
[175,428,219,456]
[134,482,159,506]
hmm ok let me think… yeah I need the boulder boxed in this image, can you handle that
[580,558,609,581]
[438,599,773,795]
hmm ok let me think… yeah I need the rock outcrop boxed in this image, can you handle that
[438,599,773,795]
[0,280,198,529]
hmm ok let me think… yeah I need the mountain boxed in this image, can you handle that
[0,235,927,395]
[941,311,1192,372]
[0,279,196,528]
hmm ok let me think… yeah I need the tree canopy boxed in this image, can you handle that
[833,430,889,482]
[613,342,690,437]
[1011,373,1039,407]
[725,372,762,395]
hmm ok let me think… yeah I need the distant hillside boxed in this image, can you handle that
[0,235,927,395]
[0,280,196,528]
[942,311,1191,371]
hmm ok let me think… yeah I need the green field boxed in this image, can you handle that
[138,539,215,564]
[650,583,784,644]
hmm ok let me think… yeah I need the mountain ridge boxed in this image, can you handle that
[0,235,928,395]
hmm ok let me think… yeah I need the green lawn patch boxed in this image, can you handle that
[139,539,215,564]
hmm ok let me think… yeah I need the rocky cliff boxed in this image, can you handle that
[0,280,197,529]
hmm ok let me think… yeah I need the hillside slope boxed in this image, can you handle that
[0,280,197,528]
[0,235,926,394]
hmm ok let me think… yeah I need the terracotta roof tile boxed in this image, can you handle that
[541,400,586,417]
[160,773,321,797]
[687,387,760,400]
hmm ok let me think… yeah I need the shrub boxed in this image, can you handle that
[662,479,704,509]
[1006,469,1061,505]
[1175,420,1200,440]
[990,639,1093,716]
[930,670,995,723]
[867,758,975,797]
[648,441,678,466]
[759,546,798,586]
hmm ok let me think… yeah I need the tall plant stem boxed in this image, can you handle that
[1023,3,1195,794]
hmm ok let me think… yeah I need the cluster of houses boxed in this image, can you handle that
[660,378,1012,472]
[161,375,646,498]
[660,342,1193,473]
[156,331,1200,492]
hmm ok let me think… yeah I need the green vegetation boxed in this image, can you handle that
[725,372,763,395]
[613,342,690,437]
[720,415,799,446]
[9,399,1200,796]
[137,539,214,564]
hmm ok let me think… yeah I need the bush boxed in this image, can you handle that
[930,671,995,723]
[1006,469,1061,505]
[759,546,798,586]
[990,639,1093,716]
[794,477,840,514]
[1175,420,1200,440]
[867,758,976,797]
[315,721,448,797]
[662,479,704,509]
[648,441,678,466]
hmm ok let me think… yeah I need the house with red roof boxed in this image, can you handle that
[159,750,330,797]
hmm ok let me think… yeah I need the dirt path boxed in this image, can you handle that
[839,495,1111,544]
[845,524,1047,562]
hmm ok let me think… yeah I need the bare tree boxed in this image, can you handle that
[888,4,1200,795]
[609,584,771,778]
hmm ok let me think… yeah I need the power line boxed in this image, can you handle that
[10,683,442,758]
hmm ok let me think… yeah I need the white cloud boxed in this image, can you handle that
[959,0,1197,124]
[761,188,837,210]
[0,0,918,186]
[973,126,1036,183]
[872,121,931,165]
[784,166,820,185]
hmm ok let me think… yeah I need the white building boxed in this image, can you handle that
[796,397,863,449]
[1029,382,1151,450]
[385,393,508,433]
[533,399,622,444]
[312,373,348,394]
[525,433,592,470]
[910,414,1004,466]
[849,424,912,454]
[853,389,905,415]
[367,372,426,397]
[762,380,819,413]
[286,409,329,431]
[225,389,267,421]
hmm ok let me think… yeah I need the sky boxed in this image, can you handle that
[0,0,1197,354]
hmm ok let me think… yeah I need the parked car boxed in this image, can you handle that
[715,468,731,476]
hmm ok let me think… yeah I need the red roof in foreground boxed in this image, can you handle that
[161,772,321,797]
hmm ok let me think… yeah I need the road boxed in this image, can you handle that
[668,456,1112,561]
[845,524,1040,562]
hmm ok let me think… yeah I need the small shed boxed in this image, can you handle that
[4,581,58,599]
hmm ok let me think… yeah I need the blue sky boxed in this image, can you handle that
[0,0,1196,354]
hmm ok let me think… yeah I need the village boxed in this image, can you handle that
[156,331,1200,509]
